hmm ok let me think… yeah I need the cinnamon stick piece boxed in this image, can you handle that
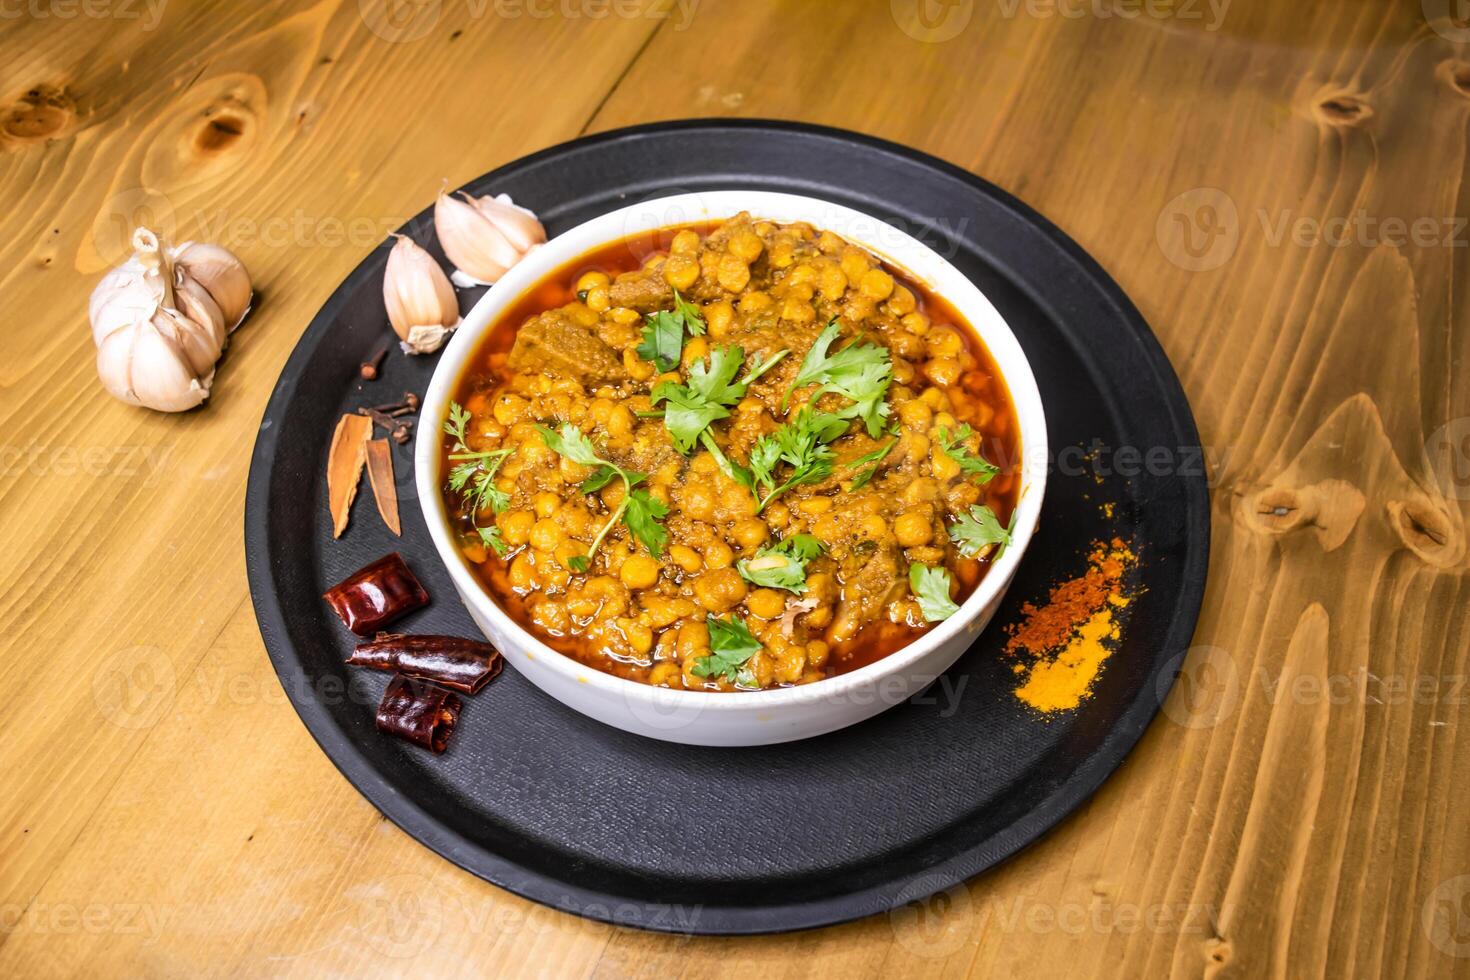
[327,414,373,537]
[365,438,400,535]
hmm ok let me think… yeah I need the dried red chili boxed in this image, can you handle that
[349,633,502,695]
[322,553,429,636]
[376,676,461,753]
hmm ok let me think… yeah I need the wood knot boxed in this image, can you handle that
[1202,938,1232,966]
[1238,480,1364,551]
[1436,60,1470,99]
[1314,93,1372,127]
[1,84,76,142]
[196,113,246,153]
[1386,495,1464,567]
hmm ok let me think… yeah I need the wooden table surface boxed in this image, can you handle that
[3,0,1468,976]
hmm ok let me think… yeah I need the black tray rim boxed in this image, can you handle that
[244,117,1209,935]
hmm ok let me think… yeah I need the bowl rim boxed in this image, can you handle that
[414,189,1048,711]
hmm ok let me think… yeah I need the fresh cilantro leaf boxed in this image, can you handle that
[736,534,825,592]
[935,424,999,483]
[845,437,898,490]
[910,564,960,622]
[636,289,706,372]
[537,422,665,568]
[624,488,670,557]
[651,346,789,454]
[949,504,1015,560]
[699,430,755,490]
[784,320,893,437]
[748,406,848,511]
[478,526,509,557]
[637,310,684,372]
[674,290,707,335]
[444,400,516,552]
[692,615,762,682]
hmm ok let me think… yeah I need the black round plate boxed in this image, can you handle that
[245,120,1208,935]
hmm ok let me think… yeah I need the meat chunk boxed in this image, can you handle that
[608,269,672,312]
[507,311,622,384]
[831,541,903,642]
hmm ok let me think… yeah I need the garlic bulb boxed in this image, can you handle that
[384,235,461,355]
[434,189,545,287]
[89,228,252,412]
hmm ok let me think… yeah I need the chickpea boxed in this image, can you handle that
[904,477,940,506]
[717,253,751,293]
[887,285,916,316]
[925,358,962,387]
[532,492,561,519]
[730,517,770,550]
[818,264,847,301]
[703,540,735,570]
[739,290,773,313]
[919,386,948,410]
[492,393,528,426]
[532,600,570,633]
[508,553,537,590]
[745,651,776,688]
[681,336,710,369]
[693,567,747,613]
[797,496,833,516]
[927,328,964,358]
[669,545,703,573]
[499,509,535,546]
[705,300,734,337]
[817,231,844,254]
[682,483,717,522]
[780,295,815,323]
[747,588,785,620]
[898,399,933,429]
[774,644,807,683]
[932,411,958,431]
[895,511,933,547]
[902,312,931,336]
[529,518,563,552]
[619,554,661,590]
[648,661,681,687]
[859,268,895,300]
[606,404,634,441]
[663,253,700,291]
[769,238,795,269]
[806,639,830,669]
[859,514,889,540]
[930,445,962,481]
[584,285,611,312]
[840,248,871,281]
[553,541,585,574]
[729,230,764,262]
[670,229,701,254]
[559,455,590,484]
[575,270,610,293]
[764,501,791,527]
[676,620,711,659]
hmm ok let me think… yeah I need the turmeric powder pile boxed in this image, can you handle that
[1005,538,1137,713]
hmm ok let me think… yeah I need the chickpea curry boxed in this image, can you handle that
[441,213,1021,691]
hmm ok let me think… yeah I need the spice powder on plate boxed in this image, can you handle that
[1005,537,1138,713]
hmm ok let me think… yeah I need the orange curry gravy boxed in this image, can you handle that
[443,219,1021,689]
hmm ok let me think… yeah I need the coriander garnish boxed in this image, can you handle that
[934,424,999,483]
[692,614,762,684]
[736,534,824,592]
[747,406,849,512]
[650,345,788,454]
[784,319,893,437]
[949,504,1015,560]
[444,401,516,554]
[844,436,898,490]
[636,288,706,372]
[536,422,669,571]
[910,564,960,622]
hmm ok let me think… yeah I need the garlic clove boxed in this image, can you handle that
[97,316,211,412]
[475,193,547,253]
[383,235,460,354]
[157,307,224,379]
[173,241,252,331]
[434,191,520,286]
[172,274,227,349]
[89,259,164,345]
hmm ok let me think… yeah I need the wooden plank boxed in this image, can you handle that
[1,0,1465,975]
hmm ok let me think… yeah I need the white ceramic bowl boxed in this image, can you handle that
[417,191,1046,746]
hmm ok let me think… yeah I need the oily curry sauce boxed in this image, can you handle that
[443,214,1020,691]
